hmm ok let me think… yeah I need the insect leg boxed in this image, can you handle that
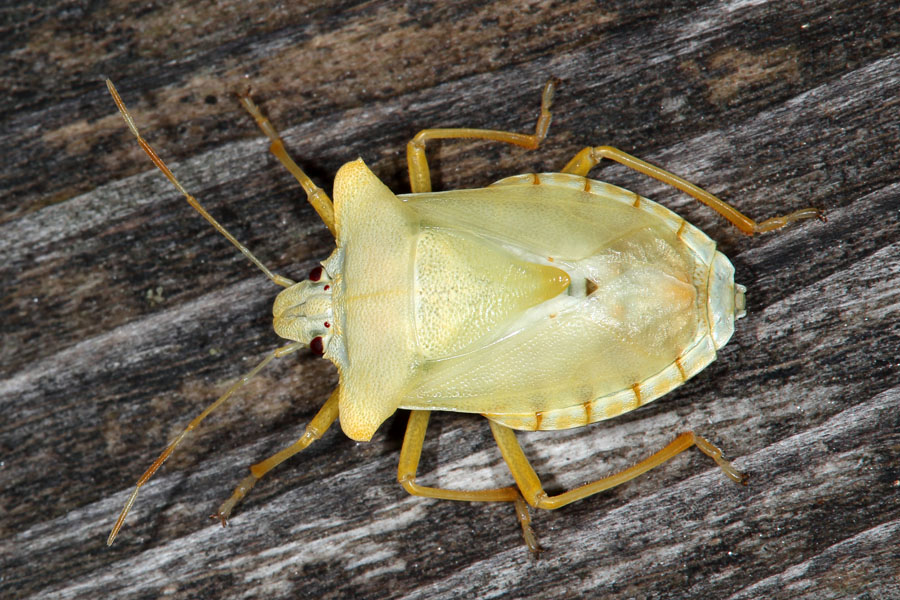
[406,79,558,193]
[213,388,341,526]
[398,410,540,552]
[489,421,747,511]
[238,90,336,236]
[562,145,825,235]
[107,341,304,545]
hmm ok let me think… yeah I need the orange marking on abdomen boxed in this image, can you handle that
[675,357,687,381]
[631,383,642,406]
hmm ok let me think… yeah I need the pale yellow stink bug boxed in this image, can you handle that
[105,79,823,552]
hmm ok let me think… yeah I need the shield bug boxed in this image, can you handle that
[105,79,823,551]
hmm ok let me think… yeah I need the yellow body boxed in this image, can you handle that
[276,160,743,441]
[106,79,819,551]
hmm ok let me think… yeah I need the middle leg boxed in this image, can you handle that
[398,410,540,552]
[406,79,558,193]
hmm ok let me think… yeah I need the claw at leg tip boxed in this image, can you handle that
[211,513,228,527]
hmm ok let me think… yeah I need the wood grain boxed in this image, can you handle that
[2,1,898,598]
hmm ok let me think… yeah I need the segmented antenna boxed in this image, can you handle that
[106,79,294,288]
[105,80,306,544]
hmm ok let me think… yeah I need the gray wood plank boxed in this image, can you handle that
[2,1,898,598]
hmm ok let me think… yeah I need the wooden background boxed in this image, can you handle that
[2,1,898,598]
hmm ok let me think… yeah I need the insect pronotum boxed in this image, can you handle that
[106,78,824,552]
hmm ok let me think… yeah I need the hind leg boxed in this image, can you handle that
[563,145,825,235]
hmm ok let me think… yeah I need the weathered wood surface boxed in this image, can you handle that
[2,1,899,598]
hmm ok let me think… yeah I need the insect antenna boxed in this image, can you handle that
[105,80,309,544]
[107,341,304,545]
[105,79,294,288]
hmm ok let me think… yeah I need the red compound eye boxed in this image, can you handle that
[310,336,324,355]
[309,266,323,281]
